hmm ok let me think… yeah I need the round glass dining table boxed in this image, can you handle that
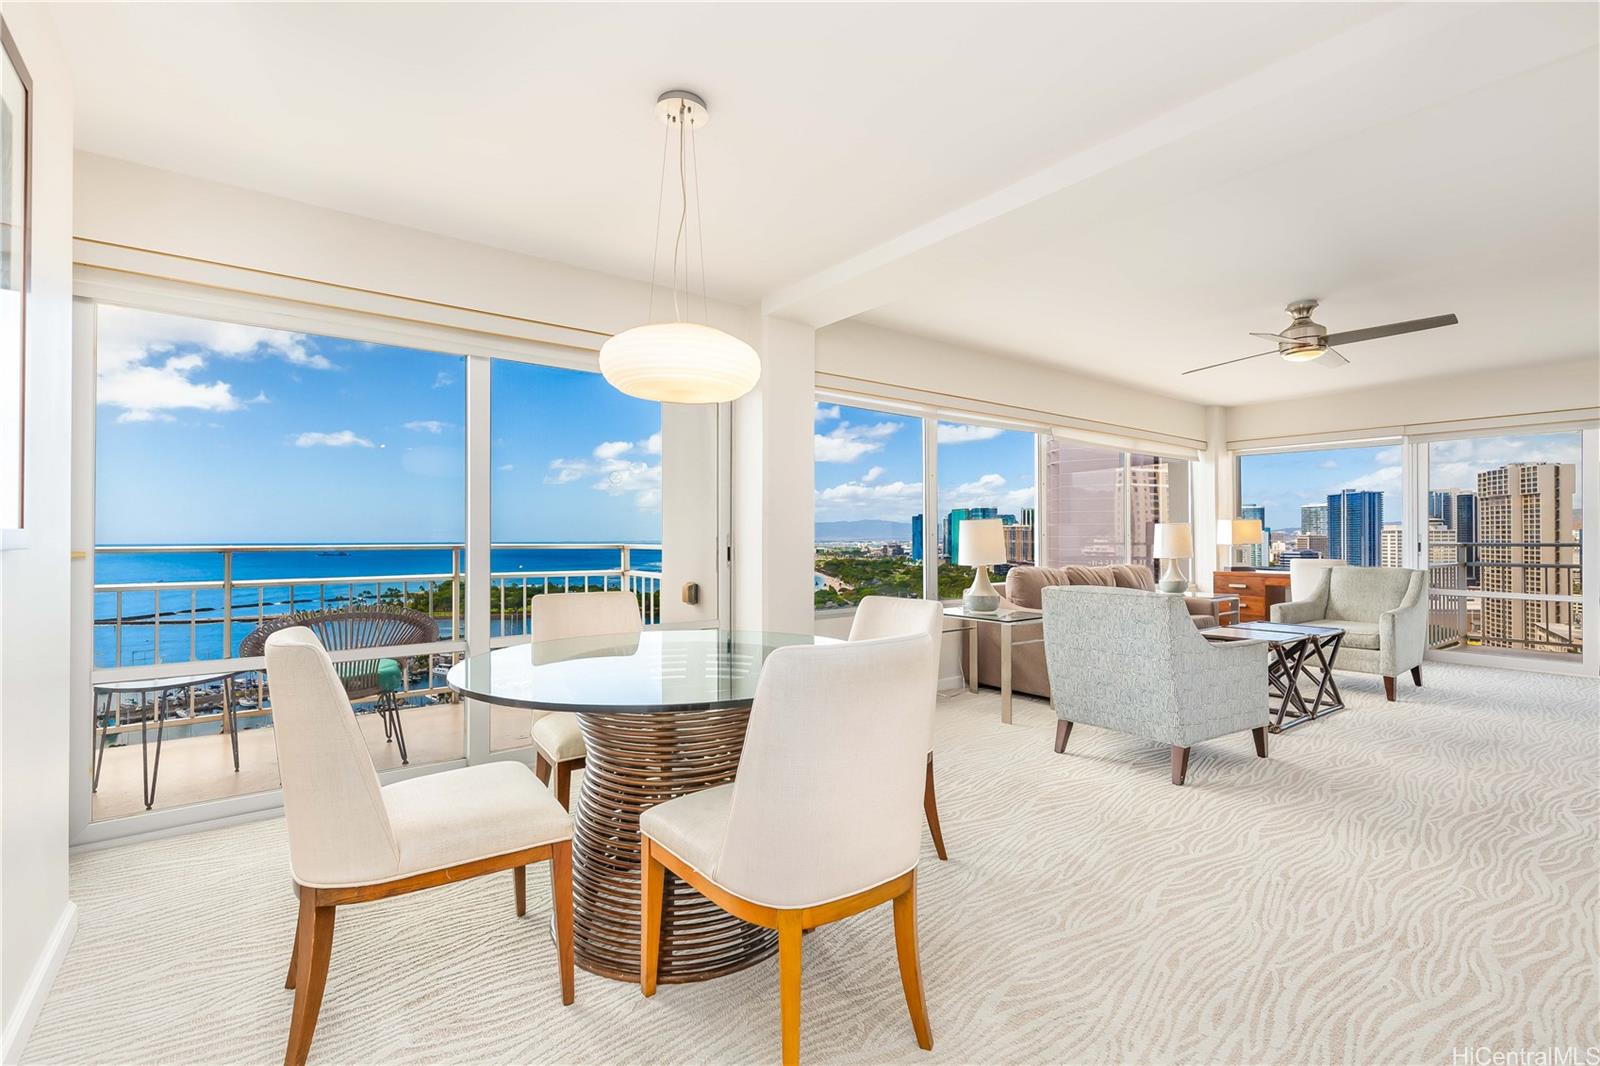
[447,628,836,984]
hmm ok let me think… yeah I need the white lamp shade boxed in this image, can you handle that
[1152,522,1193,558]
[1217,518,1264,545]
[957,518,1007,566]
[599,321,761,404]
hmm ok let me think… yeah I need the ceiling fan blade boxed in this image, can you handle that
[1182,350,1280,376]
[1323,314,1458,347]
[1248,331,1290,344]
[1313,348,1349,368]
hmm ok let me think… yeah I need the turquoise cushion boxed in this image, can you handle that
[377,658,404,693]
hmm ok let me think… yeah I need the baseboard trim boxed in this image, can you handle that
[0,901,78,1065]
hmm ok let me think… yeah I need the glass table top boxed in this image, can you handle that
[446,629,838,713]
[941,605,1043,624]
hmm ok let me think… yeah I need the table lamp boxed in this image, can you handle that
[957,518,1007,613]
[1217,517,1264,572]
[1151,522,1193,593]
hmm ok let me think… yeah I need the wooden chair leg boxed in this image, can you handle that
[640,837,664,996]
[284,888,335,1066]
[534,753,552,786]
[892,877,934,1051]
[1410,665,1422,688]
[554,761,573,810]
[1251,727,1267,759]
[550,841,575,1006]
[284,905,303,990]
[922,755,948,862]
[1383,676,1397,701]
[1170,745,1191,786]
[778,912,804,1066]
[1054,720,1072,753]
[514,865,527,917]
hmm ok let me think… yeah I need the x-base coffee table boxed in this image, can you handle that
[1201,621,1345,733]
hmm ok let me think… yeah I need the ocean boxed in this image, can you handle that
[95,545,662,669]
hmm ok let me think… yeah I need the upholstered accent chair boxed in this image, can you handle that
[848,595,948,860]
[1042,586,1269,785]
[969,563,1223,698]
[1289,557,1347,600]
[640,634,939,1065]
[1271,566,1428,701]
[527,590,644,807]
[264,627,574,1066]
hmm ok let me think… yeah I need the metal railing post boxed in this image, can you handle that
[451,547,462,642]
[222,549,234,660]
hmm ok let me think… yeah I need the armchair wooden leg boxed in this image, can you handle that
[1252,727,1267,759]
[778,912,804,1066]
[550,841,575,1006]
[514,865,526,917]
[1054,720,1073,754]
[640,837,664,997]
[892,877,934,1051]
[1383,676,1397,701]
[922,755,948,861]
[534,753,552,786]
[554,761,574,810]
[1411,665,1422,688]
[1170,746,1191,786]
[284,888,335,1066]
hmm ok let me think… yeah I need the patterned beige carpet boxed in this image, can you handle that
[24,664,1600,1065]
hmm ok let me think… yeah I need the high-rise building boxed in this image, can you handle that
[1328,490,1383,567]
[1455,492,1479,586]
[944,506,997,563]
[1240,504,1268,568]
[1043,440,1122,566]
[910,513,923,563]
[1294,533,1329,557]
[1428,490,1456,529]
[1020,507,1035,529]
[1004,522,1035,565]
[1380,524,1404,568]
[1477,462,1578,653]
[1300,503,1329,538]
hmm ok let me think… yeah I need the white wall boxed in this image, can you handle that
[0,7,76,1060]
[1225,356,1599,446]
[816,318,1209,446]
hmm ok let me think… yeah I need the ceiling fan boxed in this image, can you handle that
[1183,300,1459,376]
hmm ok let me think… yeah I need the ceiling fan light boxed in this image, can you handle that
[599,321,761,404]
[1280,345,1325,363]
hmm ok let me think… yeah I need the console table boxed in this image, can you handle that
[1211,570,1291,622]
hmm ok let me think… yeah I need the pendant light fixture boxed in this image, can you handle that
[599,90,760,404]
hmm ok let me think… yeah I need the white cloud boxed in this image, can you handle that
[294,430,373,449]
[1340,465,1403,495]
[814,404,841,423]
[498,463,515,472]
[817,479,923,504]
[545,458,587,485]
[404,420,449,434]
[814,478,923,520]
[593,440,633,461]
[544,441,662,511]
[433,371,455,389]
[1318,459,1338,470]
[96,305,330,423]
[814,419,900,463]
[937,423,1003,445]
[862,466,885,483]
[640,432,662,456]
[940,472,1037,513]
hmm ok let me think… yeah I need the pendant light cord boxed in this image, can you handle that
[670,102,689,321]
[690,122,708,324]
[647,122,669,324]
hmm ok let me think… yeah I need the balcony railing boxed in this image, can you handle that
[93,542,663,673]
[1426,539,1582,655]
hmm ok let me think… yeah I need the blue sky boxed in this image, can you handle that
[812,402,1036,529]
[95,306,662,544]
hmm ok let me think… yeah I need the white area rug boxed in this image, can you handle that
[24,664,1600,1065]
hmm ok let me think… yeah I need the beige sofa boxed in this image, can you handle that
[965,564,1220,698]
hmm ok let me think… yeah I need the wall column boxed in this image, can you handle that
[1193,405,1229,592]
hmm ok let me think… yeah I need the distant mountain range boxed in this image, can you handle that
[815,519,913,542]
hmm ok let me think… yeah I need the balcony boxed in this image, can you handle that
[90,543,660,822]
[1427,539,1583,656]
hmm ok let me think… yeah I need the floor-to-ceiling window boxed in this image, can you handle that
[935,421,1038,600]
[1423,429,1585,661]
[1235,442,1402,568]
[91,304,467,822]
[812,401,924,607]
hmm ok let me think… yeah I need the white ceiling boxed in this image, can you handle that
[49,2,1600,406]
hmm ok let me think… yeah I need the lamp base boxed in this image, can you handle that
[1158,558,1187,594]
[963,565,1001,613]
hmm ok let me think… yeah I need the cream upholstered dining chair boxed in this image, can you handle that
[640,633,939,1066]
[265,627,575,1066]
[527,590,643,807]
[848,595,949,860]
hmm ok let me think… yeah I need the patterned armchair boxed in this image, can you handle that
[1271,567,1428,701]
[1042,585,1268,785]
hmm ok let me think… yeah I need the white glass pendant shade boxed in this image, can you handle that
[599,321,760,404]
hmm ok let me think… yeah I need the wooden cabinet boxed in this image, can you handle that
[1211,571,1291,623]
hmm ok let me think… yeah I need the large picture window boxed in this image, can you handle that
[1235,443,1401,568]
[936,420,1037,600]
[812,401,923,607]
